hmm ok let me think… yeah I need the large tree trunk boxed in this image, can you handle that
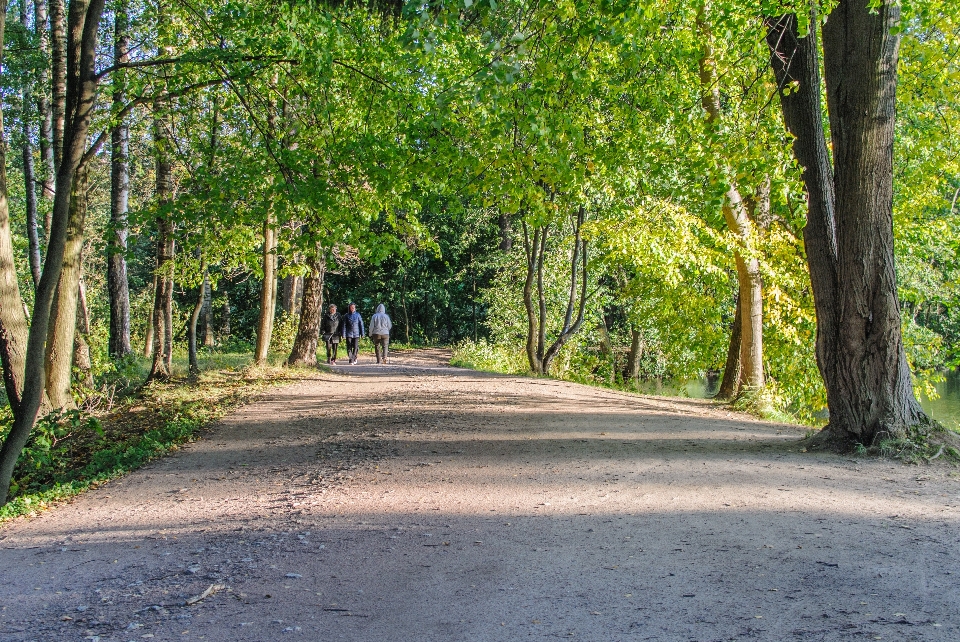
[44,165,88,409]
[0,1,30,415]
[0,0,108,504]
[253,213,278,364]
[49,0,66,172]
[107,0,131,358]
[698,4,764,389]
[821,0,924,442]
[766,3,926,446]
[717,293,743,399]
[34,0,55,201]
[287,253,325,366]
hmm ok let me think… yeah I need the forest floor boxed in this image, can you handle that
[1,348,959,642]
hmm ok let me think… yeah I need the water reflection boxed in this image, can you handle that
[632,369,960,432]
[921,369,960,431]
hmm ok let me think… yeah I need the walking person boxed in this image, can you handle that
[369,304,393,364]
[341,302,364,365]
[320,304,342,364]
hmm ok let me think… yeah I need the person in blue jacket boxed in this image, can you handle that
[341,302,365,365]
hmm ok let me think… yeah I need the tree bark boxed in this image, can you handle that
[766,3,927,446]
[187,262,208,376]
[201,277,214,347]
[0,0,108,504]
[73,275,93,388]
[287,252,325,366]
[625,327,643,381]
[698,3,764,388]
[253,213,278,364]
[717,292,743,399]
[820,0,924,442]
[522,221,542,374]
[49,0,66,172]
[499,210,512,252]
[34,0,55,201]
[143,273,156,358]
[107,0,131,358]
[44,164,88,409]
[147,216,175,382]
[281,274,302,316]
[0,0,30,415]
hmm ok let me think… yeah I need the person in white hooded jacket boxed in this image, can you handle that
[368,304,393,364]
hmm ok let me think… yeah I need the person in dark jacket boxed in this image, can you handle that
[320,304,342,364]
[341,302,365,365]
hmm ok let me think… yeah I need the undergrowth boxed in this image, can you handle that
[0,355,318,523]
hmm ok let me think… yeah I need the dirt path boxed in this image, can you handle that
[2,348,959,641]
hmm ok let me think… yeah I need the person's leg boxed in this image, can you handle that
[325,339,332,363]
[331,340,339,363]
[382,336,389,363]
[374,335,384,363]
[349,338,359,363]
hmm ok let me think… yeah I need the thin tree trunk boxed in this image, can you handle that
[18,0,40,289]
[201,277,214,347]
[147,218,174,381]
[73,275,93,388]
[0,0,30,415]
[541,208,589,373]
[220,290,230,338]
[521,221,542,374]
[536,226,547,366]
[188,262,208,376]
[253,213,278,364]
[281,274,302,316]
[49,0,66,172]
[699,3,764,388]
[625,327,643,381]
[717,292,742,399]
[34,0,55,201]
[0,0,108,504]
[107,0,131,358]
[287,252,325,366]
[147,11,175,382]
[401,270,409,343]
[499,210,512,251]
[44,164,88,409]
[143,273,156,358]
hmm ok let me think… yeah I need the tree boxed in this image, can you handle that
[766,0,928,446]
[0,0,108,503]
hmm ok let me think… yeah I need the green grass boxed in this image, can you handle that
[0,352,319,523]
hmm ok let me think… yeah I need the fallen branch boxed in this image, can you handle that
[185,583,225,606]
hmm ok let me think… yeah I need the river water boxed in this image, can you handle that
[636,370,960,431]
[922,369,960,432]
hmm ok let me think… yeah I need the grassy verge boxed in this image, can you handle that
[0,354,321,523]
